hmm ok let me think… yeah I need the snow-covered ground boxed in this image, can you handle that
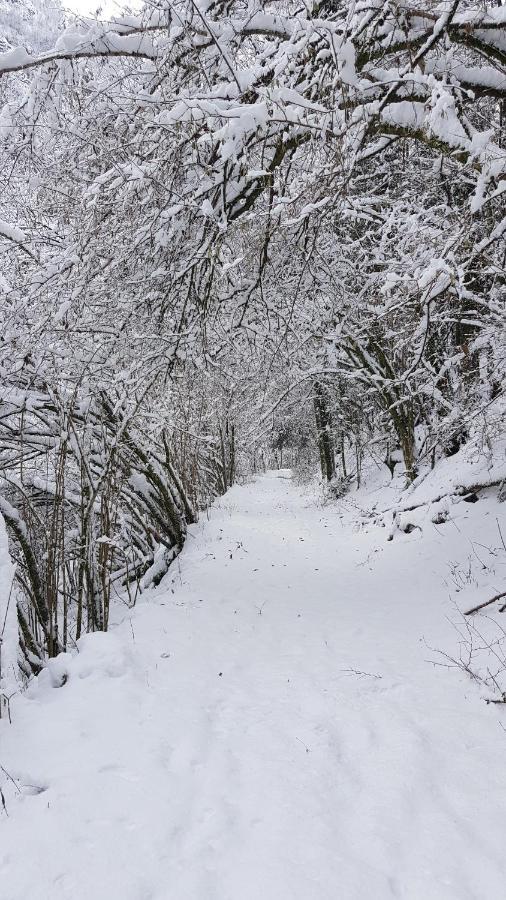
[2,470,506,899]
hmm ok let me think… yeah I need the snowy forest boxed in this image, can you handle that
[0,0,506,896]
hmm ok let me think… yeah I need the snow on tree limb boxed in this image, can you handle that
[0,220,38,262]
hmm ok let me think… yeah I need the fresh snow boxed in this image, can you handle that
[0,219,27,245]
[1,471,506,899]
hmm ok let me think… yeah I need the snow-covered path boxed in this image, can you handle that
[1,473,506,900]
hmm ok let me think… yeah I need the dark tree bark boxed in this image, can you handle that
[314,382,336,482]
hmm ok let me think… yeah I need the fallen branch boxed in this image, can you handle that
[464,591,506,616]
[378,476,506,519]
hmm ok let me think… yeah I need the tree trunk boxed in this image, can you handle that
[314,382,336,482]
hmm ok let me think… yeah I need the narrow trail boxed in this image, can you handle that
[1,473,506,900]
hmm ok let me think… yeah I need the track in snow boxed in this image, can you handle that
[1,472,506,900]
